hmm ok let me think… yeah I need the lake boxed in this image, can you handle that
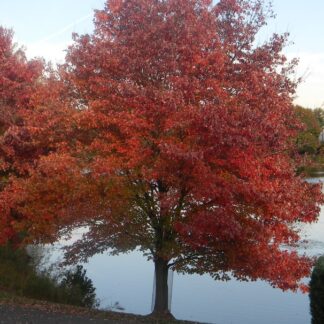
[50,177,324,324]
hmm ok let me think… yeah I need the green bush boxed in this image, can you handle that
[310,256,324,324]
[60,265,99,308]
[0,244,33,293]
[0,244,98,308]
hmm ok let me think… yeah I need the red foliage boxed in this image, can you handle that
[0,27,44,244]
[1,0,323,295]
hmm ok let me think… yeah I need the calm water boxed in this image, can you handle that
[51,177,324,324]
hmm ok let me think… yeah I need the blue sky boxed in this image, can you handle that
[1,0,323,108]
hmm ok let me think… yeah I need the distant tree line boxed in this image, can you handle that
[294,106,324,176]
[295,106,324,156]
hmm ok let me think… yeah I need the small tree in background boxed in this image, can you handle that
[60,265,99,309]
[310,256,324,324]
[314,108,324,128]
[295,106,321,155]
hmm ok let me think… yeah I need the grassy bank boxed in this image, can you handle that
[0,244,97,308]
[0,245,205,323]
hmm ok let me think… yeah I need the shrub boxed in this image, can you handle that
[310,256,324,324]
[60,265,99,308]
[0,244,98,308]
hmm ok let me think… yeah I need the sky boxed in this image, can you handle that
[0,0,323,108]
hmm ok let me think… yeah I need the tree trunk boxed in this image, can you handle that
[151,256,173,318]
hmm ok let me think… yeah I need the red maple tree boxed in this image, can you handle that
[0,27,44,244]
[2,0,323,317]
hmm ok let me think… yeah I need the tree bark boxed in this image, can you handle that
[151,256,173,318]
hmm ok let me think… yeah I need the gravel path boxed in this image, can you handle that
[0,303,201,324]
[0,304,121,324]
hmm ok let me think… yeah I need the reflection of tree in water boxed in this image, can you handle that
[310,256,324,323]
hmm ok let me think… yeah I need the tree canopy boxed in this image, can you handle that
[0,0,323,316]
[0,27,43,244]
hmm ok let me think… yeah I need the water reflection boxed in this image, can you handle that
[83,253,310,324]
[49,177,324,324]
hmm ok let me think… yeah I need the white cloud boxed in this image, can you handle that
[36,14,92,43]
[288,52,324,108]
[18,13,93,64]
[25,40,70,63]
